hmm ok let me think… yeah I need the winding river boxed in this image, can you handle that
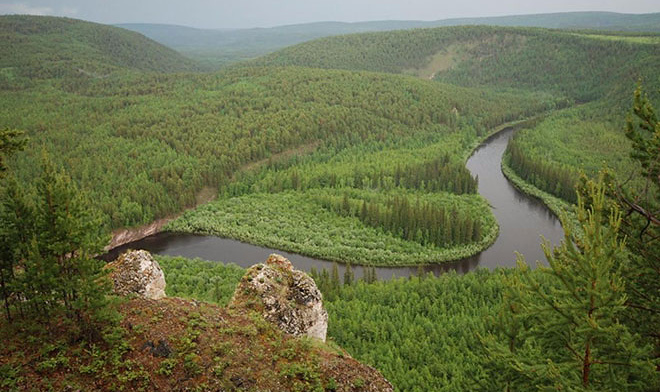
[105,127,564,279]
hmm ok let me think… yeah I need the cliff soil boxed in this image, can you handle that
[0,297,392,391]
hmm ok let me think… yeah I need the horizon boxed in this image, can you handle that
[112,10,660,31]
[1,1,660,29]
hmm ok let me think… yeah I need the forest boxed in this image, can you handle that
[158,168,660,391]
[120,12,660,68]
[0,13,659,392]
[2,17,573,265]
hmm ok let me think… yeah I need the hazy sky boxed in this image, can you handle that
[1,1,659,28]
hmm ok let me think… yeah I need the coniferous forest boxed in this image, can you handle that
[0,11,659,392]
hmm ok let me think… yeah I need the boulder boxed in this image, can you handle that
[106,249,166,300]
[230,254,328,341]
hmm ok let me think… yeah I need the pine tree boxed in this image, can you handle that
[614,84,660,362]
[0,178,35,321]
[0,128,26,175]
[341,192,351,216]
[0,128,27,321]
[330,263,340,291]
[360,200,368,221]
[343,263,354,286]
[2,155,117,339]
[481,176,657,391]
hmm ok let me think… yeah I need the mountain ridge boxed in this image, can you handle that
[117,11,660,67]
[0,15,200,79]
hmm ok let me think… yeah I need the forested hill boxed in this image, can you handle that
[0,15,199,81]
[257,26,660,103]
[433,11,660,31]
[118,12,660,68]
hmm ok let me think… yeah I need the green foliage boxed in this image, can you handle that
[2,14,658,392]
[156,255,244,306]
[322,269,507,392]
[122,13,660,69]
[0,128,26,175]
[481,176,657,391]
[316,191,482,247]
[158,242,659,391]
[2,60,553,230]
[0,363,22,391]
[0,155,118,339]
[503,85,660,365]
[506,130,581,203]
[625,84,660,183]
[503,98,651,206]
[161,80,553,265]
[167,188,497,266]
[0,15,198,83]
[157,258,504,391]
[259,26,660,103]
[613,84,660,360]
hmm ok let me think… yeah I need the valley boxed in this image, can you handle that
[1,10,658,392]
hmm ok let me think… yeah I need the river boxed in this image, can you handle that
[105,127,564,279]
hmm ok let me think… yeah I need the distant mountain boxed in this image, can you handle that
[0,15,199,79]
[430,11,660,31]
[257,25,660,104]
[118,12,660,68]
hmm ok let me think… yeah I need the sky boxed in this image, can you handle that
[1,1,659,29]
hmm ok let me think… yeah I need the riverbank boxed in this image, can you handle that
[105,122,565,275]
[501,155,578,237]
[106,186,217,251]
[107,113,564,270]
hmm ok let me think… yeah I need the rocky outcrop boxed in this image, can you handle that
[106,218,170,251]
[230,254,328,341]
[106,250,166,300]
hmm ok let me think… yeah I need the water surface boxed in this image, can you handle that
[106,127,564,279]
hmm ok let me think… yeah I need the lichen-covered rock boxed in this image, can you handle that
[230,254,328,341]
[106,250,166,300]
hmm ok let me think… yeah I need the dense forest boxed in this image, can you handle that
[158,172,660,390]
[1,12,659,392]
[255,23,660,206]
[120,12,660,68]
[257,25,660,102]
[0,16,199,79]
[2,16,579,265]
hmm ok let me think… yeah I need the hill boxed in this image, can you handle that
[433,11,660,31]
[257,25,660,103]
[0,15,199,80]
[119,12,660,68]
[2,63,556,262]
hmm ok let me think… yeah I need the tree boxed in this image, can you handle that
[1,154,117,340]
[0,128,26,175]
[612,84,660,357]
[0,127,27,321]
[0,178,34,321]
[343,263,354,286]
[482,176,657,391]
[625,85,660,186]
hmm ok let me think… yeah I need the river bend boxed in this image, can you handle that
[106,127,564,279]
